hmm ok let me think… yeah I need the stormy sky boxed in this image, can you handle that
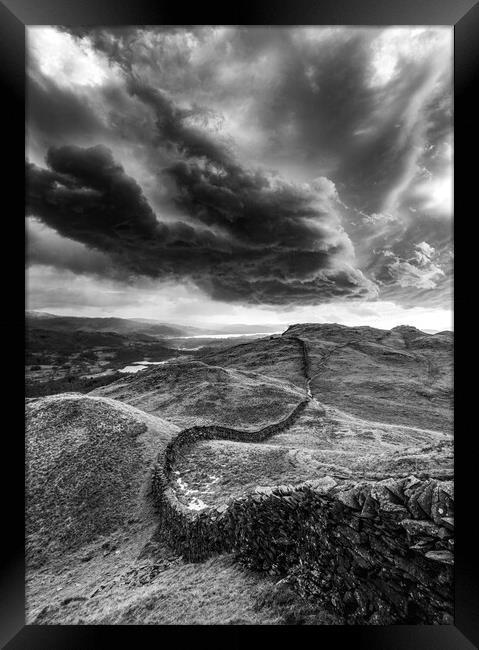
[26,26,453,330]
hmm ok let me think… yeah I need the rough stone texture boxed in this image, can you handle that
[152,467,453,624]
[162,399,309,476]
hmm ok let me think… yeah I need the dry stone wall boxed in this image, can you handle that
[150,394,453,624]
[283,335,311,389]
[222,477,453,624]
[151,399,310,559]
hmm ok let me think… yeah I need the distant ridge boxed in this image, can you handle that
[26,312,205,338]
[25,311,283,338]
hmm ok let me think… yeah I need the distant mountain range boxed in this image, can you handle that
[25,311,285,338]
[26,311,201,338]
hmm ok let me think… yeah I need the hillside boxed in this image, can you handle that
[26,393,332,625]
[26,322,453,625]
[88,323,452,512]
[200,323,453,432]
[90,322,452,549]
[197,335,307,388]
[26,393,179,569]
[25,313,280,397]
[91,360,305,429]
[26,311,282,338]
[287,323,452,432]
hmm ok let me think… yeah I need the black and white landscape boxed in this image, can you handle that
[25,26,453,625]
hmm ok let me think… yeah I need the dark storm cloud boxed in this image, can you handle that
[27,219,114,277]
[128,80,232,167]
[27,75,105,148]
[26,144,376,304]
[167,159,333,250]
[26,26,452,311]
[232,28,451,216]
[69,26,451,217]
[26,144,220,255]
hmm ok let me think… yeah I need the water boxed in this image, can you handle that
[118,359,174,374]
[170,331,281,340]
[117,330,282,373]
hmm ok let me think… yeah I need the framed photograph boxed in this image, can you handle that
[1,0,477,647]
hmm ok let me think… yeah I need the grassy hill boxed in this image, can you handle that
[283,323,452,432]
[26,393,179,569]
[197,335,306,388]
[91,360,305,429]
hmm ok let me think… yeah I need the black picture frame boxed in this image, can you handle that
[2,1,476,647]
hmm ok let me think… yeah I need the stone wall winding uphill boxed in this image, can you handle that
[152,398,309,501]
[151,399,309,560]
[281,335,312,396]
[150,393,454,624]
[163,398,310,475]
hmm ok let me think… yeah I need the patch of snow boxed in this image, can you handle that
[187,497,208,511]
[176,477,188,491]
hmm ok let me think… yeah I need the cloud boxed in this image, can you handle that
[414,241,436,265]
[26,219,114,277]
[388,260,444,290]
[77,26,452,235]
[25,26,452,316]
[375,241,446,291]
[26,144,377,305]
[127,79,232,168]
[27,73,107,153]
